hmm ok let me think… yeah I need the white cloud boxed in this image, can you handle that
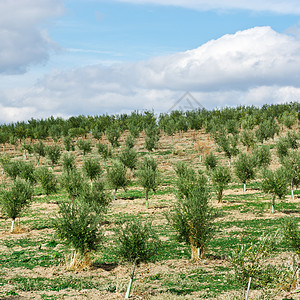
[115,0,300,14]
[0,0,64,74]
[1,26,300,123]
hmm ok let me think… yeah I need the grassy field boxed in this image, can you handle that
[0,128,299,300]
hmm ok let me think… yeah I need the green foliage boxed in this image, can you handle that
[0,179,33,221]
[285,131,299,150]
[54,200,102,255]
[2,160,22,180]
[211,165,231,203]
[83,157,102,183]
[106,123,121,148]
[214,132,239,163]
[167,183,214,259]
[79,180,111,214]
[282,150,300,188]
[63,136,75,151]
[96,142,112,161]
[117,219,160,264]
[229,233,277,289]
[77,139,92,156]
[119,147,138,170]
[34,167,58,195]
[234,152,256,187]
[136,156,160,204]
[204,151,218,172]
[240,130,256,151]
[255,118,279,144]
[17,161,36,184]
[276,137,289,162]
[106,160,129,197]
[125,134,135,149]
[261,167,288,212]
[61,153,76,174]
[282,217,300,257]
[174,162,207,200]
[252,146,271,168]
[32,140,46,165]
[46,144,61,167]
[144,124,160,152]
[280,111,298,129]
[60,169,88,200]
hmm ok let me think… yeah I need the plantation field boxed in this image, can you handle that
[0,124,299,300]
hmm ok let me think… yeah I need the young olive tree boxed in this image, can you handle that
[234,152,256,192]
[106,123,121,148]
[204,151,218,172]
[63,136,75,151]
[252,146,271,169]
[240,130,256,151]
[119,146,138,171]
[106,160,129,200]
[77,139,92,156]
[96,142,112,165]
[83,157,102,189]
[136,156,160,209]
[261,167,288,213]
[282,151,300,201]
[0,179,33,232]
[117,219,160,299]
[60,169,88,201]
[211,165,231,203]
[46,144,61,168]
[61,153,76,174]
[168,183,214,260]
[144,124,160,152]
[32,140,46,166]
[54,200,103,269]
[125,134,135,149]
[34,166,58,196]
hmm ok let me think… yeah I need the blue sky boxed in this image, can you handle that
[0,0,300,123]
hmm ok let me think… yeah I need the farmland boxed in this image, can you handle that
[0,103,299,299]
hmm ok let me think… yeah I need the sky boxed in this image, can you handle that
[1,0,300,124]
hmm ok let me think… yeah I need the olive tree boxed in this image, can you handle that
[83,157,102,189]
[34,166,58,196]
[46,144,61,168]
[106,160,129,200]
[0,179,33,232]
[117,219,160,299]
[211,165,231,203]
[77,139,92,156]
[234,152,256,192]
[136,156,160,209]
[167,183,214,260]
[261,167,288,213]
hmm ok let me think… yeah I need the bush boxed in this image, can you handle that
[32,140,46,166]
[0,179,33,232]
[34,166,58,195]
[167,183,214,260]
[125,134,135,149]
[240,130,256,151]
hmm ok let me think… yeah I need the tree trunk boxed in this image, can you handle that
[189,236,199,261]
[291,179,294,201]
[11,218,15,233]
[114,190,116,201]
[125,259,137,299]
[146,190,149,209]
[243,183,246,193]
[271,196,275,214]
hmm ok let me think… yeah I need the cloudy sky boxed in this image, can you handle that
[1,0,300,123]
